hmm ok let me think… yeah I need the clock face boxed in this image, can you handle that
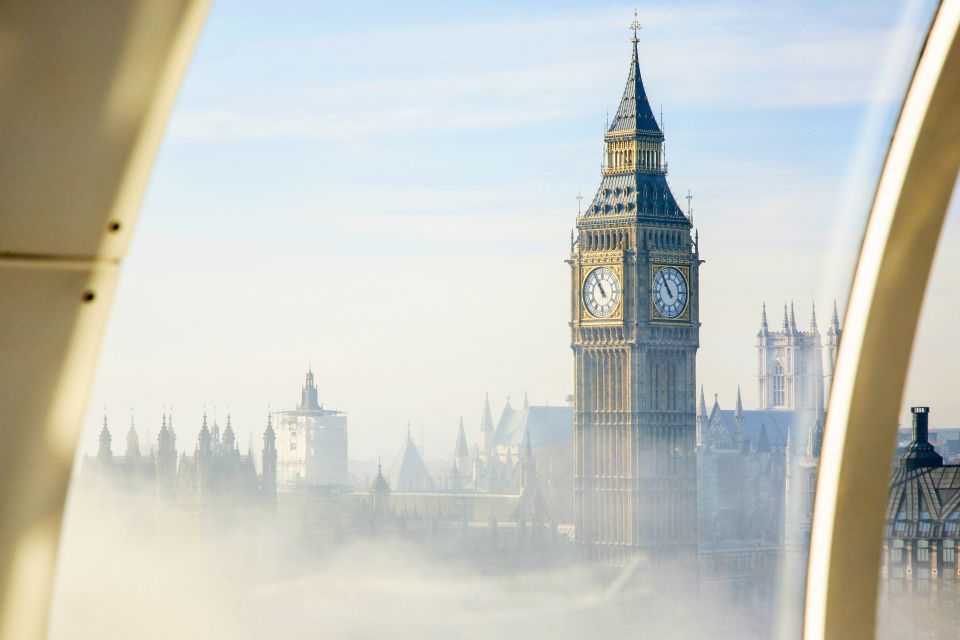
[583,267,621,318]
[652,266,688,319]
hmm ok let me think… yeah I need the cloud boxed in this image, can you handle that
[167,2,910,145]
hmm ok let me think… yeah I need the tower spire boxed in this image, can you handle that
[830,299,841,335]
[789,301,798,333]
[810,301,818,333]
[735,385,744,421]
[760,303,769,333]
[782,304,790,332]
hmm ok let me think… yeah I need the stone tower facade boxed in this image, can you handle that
[756,302,825,413]
[571,25,700,565]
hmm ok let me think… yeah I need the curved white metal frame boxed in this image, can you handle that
[0,3,210,638]
[804,1,960,638]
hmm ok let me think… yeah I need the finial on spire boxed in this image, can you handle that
[685,189,693,224]
[576,191,583,215]
[630,8,641,45]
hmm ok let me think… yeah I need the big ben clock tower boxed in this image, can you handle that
[571,18,700,565]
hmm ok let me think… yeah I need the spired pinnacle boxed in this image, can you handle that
[782,304,790,333]
[760,303,769,333]
[810,301,818,332]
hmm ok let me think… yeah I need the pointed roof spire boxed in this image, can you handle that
[735,385,744,420]
[760,303,769,333]
[480,392,494,433]
[829,299,841,336]
[125,419,140,459]
[698,385,708,419]
[810,302,819,333]
[608,11,661,136]
[454,417,469,459]
[789,301,798,333]
[782,304,790,332]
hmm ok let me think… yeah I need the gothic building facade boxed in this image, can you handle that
[698,302,841,587]
[571,24,700,564]
[83,410,278,506]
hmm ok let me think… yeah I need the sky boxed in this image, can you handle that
[79,0,952,465]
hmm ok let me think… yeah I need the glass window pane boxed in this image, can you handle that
[46,2,941,639]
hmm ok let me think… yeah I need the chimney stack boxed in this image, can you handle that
[912,406,930,444]
[899,406,942,469]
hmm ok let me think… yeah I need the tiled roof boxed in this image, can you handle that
[582,172,688,225]
[608,41,662,136]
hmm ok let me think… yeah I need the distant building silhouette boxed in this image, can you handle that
[82,410,277,506]
[273,369,348,489]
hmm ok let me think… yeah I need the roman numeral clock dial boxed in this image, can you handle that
[583,267,621,319]
[652,266,688,319]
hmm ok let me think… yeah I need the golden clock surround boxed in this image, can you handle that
[578,256,624,323]
[648,263,691,324]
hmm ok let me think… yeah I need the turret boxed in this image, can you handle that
[453,417,469,488]
[261,413,277,502]
[97,414,113,464]
[696,385,708,446]
[124,415,141,461]
[299,367,321,411]
[369,458,391,516]
[222,413,238,455]
[197,412,212,457]
[480,392,495,454]
[156,413,178,484]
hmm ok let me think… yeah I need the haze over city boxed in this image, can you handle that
[78,0,953,463]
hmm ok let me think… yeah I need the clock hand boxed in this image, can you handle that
[598,281,607,298]
[664,280,673,298]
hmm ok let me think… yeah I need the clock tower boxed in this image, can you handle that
[570,21,700,565]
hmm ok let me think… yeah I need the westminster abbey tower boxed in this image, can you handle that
[571,21,699,564]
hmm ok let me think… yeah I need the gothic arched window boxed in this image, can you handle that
[773,359,785,407]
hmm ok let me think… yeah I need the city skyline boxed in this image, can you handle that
[78,1,949,461]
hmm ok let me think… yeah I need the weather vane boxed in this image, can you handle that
[630,9,641,44]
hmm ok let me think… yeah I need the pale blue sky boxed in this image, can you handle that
[81,0,948,464]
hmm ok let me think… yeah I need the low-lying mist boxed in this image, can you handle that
[49,486,772,639]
